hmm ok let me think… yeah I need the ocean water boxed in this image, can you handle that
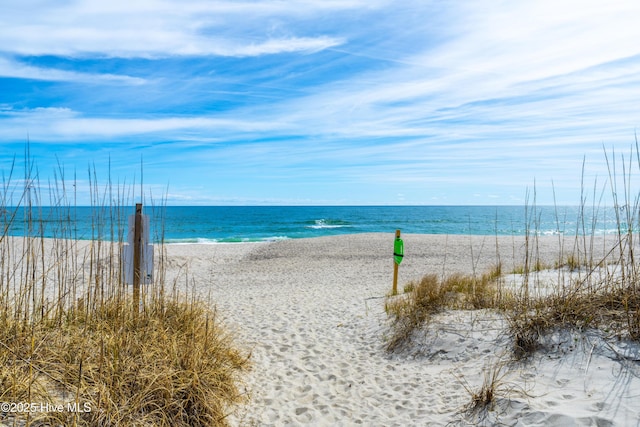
[2,205,631,243]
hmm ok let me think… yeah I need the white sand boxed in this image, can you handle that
[164,233,640,426]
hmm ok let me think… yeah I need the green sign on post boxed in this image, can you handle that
[394,235,404,265]
[392,229,403,295]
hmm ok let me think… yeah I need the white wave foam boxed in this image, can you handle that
[307,219,350,229]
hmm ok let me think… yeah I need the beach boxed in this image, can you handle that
[162,233,640,426]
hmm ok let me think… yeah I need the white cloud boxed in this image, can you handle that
[0,57,146,84]
[0,0,349,58]
[422,1,640,77]
[214,36,344,57]
[0,107,287,141]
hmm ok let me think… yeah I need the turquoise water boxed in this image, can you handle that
[2,205,631,243]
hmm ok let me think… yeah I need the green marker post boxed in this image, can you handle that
[392,229,404,295]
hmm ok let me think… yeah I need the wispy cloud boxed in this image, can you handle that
[0,107,286,141]
[0,57,146,84]
[0,0,349,58]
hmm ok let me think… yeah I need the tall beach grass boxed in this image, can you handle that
[0,157,249,426]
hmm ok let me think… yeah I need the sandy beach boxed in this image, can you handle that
[160,233,640,426]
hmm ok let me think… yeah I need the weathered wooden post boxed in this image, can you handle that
[133,203,142,314]
[392,229,404,295]
[123,203,153,314]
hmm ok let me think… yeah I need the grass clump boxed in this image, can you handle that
[507,280,640,358]
[465,362,508,415]
[0,296,249,426]
[385,274,440,352]
[385,268,501,352]
[510,259,548,275]
[564,253,583,271]
[459,359,530,426]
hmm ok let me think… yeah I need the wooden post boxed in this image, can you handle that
[133,203,142,314]
[392,229,401,295]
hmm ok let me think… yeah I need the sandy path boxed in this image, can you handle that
[164,233,637,426]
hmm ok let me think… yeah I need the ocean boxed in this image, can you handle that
[2,205,631,243]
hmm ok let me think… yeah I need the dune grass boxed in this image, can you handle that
[385,266,502,352]
[385,142,640,414]
[0,159,249,426]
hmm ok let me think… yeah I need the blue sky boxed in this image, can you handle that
[2,0,640,205]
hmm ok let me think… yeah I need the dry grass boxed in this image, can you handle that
[385,267,501,352]
[464,361,509,414]
[386,142,640,364]
[0,158,249,426]
[457,359,530,426]
[507,276,640,358]
[387,240,640,359]
[0,297,249,426]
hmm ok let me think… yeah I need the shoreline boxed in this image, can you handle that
[5,226,628,247]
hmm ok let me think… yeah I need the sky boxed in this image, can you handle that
[2,0,640,206]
